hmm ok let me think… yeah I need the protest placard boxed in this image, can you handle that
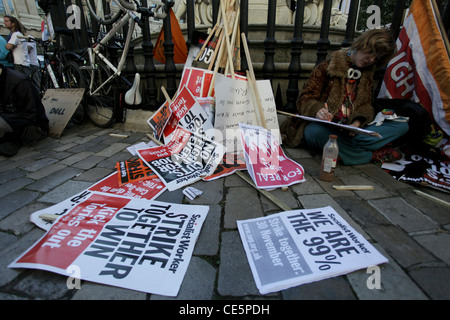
[237,206,388,294]
[180,67,215,98]
[10,193,209,297]
[163,86,214,143]
[214,74,280,152]
[30,172,167,231]
[148,101,172,140]
[116,158,157,186]
[382,151,450,193]
[202,152,247,181]
[239,123,305,190]
[138,126,224,191]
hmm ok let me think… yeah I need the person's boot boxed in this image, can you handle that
[0,141,20,157]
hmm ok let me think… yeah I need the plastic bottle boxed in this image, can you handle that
[319,135,339,182]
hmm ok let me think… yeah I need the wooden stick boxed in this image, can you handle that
[39,214,59,222]
[241,32,267,129]
[208,28,225,70]
[161,86,173,103]
[246,70,267,128]
[208,30,227,96]
[413,189,450,208]
[220,0,235,77]
[236,171,292,211]
[147,133,164,146]
[333,185,374,190]
[194,9,222,61]
[225,6,240,75]
[277,110,297,117]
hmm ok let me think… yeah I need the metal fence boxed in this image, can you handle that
[43,0,450,112]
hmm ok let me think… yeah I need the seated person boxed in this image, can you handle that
[0,64,49,156]
[282,29,409,165]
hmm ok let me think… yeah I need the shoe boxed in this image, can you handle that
[0,141,20,157]
[372,147,402,164]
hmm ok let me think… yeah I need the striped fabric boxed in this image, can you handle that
[378,0,450,135]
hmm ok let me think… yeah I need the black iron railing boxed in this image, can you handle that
[42,0,450,112]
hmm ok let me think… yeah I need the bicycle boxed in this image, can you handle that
[23,32,86,124]
[80,0,171,128]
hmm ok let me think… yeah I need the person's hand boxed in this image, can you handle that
[316,107,332,121]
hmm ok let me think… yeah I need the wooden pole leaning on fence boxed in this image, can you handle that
[241,32,267,129]
[207,0,240,96]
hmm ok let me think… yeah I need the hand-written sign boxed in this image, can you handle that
[41,88,85,138]
[214,74,280,152]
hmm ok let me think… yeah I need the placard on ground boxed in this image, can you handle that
[42,88,85,138]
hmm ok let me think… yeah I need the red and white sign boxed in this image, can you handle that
[239,123,305,190]
[10,193,209,297]
[139,126,224,191]
[30,172,166,231]
[378,0,450,135]
[163,86,214,143]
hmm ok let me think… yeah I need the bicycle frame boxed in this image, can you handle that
[85,0,168,105]
[87,10,136,96]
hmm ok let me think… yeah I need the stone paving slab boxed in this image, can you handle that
[0,122,449,302]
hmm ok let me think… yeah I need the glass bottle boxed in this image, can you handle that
[319,135,339,182]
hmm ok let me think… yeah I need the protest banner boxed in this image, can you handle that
[180,67,215,98]
[214,74,280,152]
[30,172,167,231]
[382,151,450,193]
[163,86,214,143]
[377,0,450,135]
[202,152,247,181]
[237,206,388,294]
[116,158,157,186]
[239,123,305,190]
[138,126,225,191]
[10,194,209,297]
[148,101,172,140]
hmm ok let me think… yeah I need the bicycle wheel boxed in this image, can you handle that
[63,61,87,124]
[86,0,124,25]
[30,67,54,98]
[84,61,116,128]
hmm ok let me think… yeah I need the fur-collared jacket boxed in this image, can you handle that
[281,49,375,147]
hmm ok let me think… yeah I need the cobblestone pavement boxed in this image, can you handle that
[0,121,449,301]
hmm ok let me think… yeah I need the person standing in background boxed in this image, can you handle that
[0,36,13,68]
[3,15,31,76]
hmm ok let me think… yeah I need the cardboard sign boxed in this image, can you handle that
[163,86,214,143]
[41,88,85,138]
[11,194,208,297]
[214,74,280,152]
[148,101,172,140]
[138,126,224,191]
[239,123,305,190]
[30,172,167,231]
[238,206,388,294]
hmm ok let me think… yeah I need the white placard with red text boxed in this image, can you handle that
[138,126,224,191]
[10,194,209,297]
[30,172,167,231]
[239,123,305,190]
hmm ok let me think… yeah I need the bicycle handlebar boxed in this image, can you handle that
[18,35,56,44]
[117,0,174,19]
